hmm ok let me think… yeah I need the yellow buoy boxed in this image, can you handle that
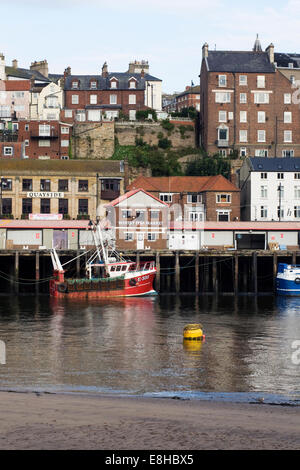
[183,323,205,341]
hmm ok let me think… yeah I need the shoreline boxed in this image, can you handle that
[0,390,299,450]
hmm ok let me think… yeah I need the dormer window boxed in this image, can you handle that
[129,78,137,89]
[90,80,97,89]
[110,78,118,89]
[72,81,79,89]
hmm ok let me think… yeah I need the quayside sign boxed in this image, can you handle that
[27,192,65,198]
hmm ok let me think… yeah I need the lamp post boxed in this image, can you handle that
[278,183,283,221]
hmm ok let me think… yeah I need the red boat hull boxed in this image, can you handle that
[50,271,156,298]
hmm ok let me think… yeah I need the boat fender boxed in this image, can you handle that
[57,282,68,293]
[295,277,300,284]
[129,278,137,286]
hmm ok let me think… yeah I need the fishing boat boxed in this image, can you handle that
[276,263,300,296]
[49,221,157,298]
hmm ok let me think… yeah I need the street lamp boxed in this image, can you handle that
[278,183,283,221]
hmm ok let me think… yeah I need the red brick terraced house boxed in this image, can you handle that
[17,120,72,160]
[200,37,300,158]
[127,175,240,222]
[63,62,151,123]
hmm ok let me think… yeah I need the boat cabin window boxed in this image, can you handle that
[116,265,121,272]
[110,266,116,272]
[122,265,127,271]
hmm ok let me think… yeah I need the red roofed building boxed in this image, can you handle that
[106,188,169,250]
[127,175,240,222]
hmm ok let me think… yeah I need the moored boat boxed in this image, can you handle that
[276,263,300,296]
[49,221,157,298]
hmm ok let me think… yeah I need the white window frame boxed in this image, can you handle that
[110,94,117,105]
[124,232,134,241]
[284,130,292,143]
[215,92,231,103]
[257,111,266,123]
[218,110,227,122]
[216,193,231,203]
[90,94,97,105]
[239,130,247,142]
[260,206,268,218]
[239,75,247,86]
[147,233,157,242]
[240,147,247,157]
[160,193,173,203]
[218,75,227,87]
[284,111,292,123]
[39,124,50,136]
[240,111,247,123]
[61,140,69,147]
[71,95,79,105]
[257,75,265,88]
[38,140,50,147]
[284,93,291,104]
[257,130,266,142]
[3,146,13,156]
[254,92,269,104]
[282,149,294,157]
[240,93,247,104]
[260,185,268,198]
[61,127,69,134]
[129,94,136,105]
[255,149,268,157]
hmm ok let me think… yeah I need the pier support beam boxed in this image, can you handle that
[195,252,199,293]
[155,252,160,293]
[273,252,277,292]
[234,254,239,295]
[292,251,297,265]
[35,251,40,295]
[14,251,19,295]
[252,252,257,295]
[175,251,180,293]
[212,257,218,294]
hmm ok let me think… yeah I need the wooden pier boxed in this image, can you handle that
[0,249,299,295]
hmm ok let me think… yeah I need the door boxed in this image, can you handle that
[53,230,68,250]
[137,232,144,250]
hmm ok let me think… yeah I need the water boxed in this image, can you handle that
[0,294,299,404]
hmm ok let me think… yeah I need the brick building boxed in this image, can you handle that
[200,37,300,158]
[106,188,169,251]
[127,175,240,222]
[163,86,200,114]
[0,159,127,220]
[17,120,72,160]
[63,62,150,122]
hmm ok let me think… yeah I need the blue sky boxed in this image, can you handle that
[2,0,300,93]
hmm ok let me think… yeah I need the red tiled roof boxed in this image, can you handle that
[106,188,170,207]
[128,175,239,193]
[3,80,31,91]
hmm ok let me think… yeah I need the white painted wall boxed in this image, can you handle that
[251,171,300,221]
[145,80,162,111]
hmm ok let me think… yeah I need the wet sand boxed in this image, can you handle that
[0,391,299,450]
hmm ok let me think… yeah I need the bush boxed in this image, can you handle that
[158,138,172,149]
[161,119,175,132]
[136,109,157,121]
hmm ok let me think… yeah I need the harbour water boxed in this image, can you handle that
[0,294,299,405]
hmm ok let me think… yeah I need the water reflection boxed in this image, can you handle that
[0,295,299,403]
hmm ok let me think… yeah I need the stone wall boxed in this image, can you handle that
[72,122,115,159]
[115,121,196,149]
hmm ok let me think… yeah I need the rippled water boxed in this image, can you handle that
[0,294,299,404]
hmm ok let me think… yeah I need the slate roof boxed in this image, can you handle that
[206,51,275,73]
[5,66,50,82]
[274,53,300,68]
[64,72,160,91]
[249,157,300,172]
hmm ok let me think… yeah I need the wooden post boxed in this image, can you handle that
[212,257,217,294]
[155,251,160,293]
[35,251,40,295]
[234,253,239,295]
[204,257,209,292]
[273,252,277,292]
[15,251,19,294]
[252,252,257,295]
[76,250,81,278]
[175,251,180,293]
[195,252,199,293]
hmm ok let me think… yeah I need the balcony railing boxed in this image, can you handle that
[30,131,58,139]
[0,131,18,142]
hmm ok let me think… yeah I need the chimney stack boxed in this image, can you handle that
[202,42,209,59]
[12,59,18,69]
[266,43,275,64]
[141,68,145,78]
[30,59,49,78]
[102,61,108,78]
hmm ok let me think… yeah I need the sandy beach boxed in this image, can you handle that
[0,391,299,450]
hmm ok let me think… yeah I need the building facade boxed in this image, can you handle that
[127,175,240,222]
[0,160,127,220]
[239,157,300,221]
[200,38,300,158]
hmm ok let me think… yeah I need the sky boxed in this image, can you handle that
[2,0,300,93]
